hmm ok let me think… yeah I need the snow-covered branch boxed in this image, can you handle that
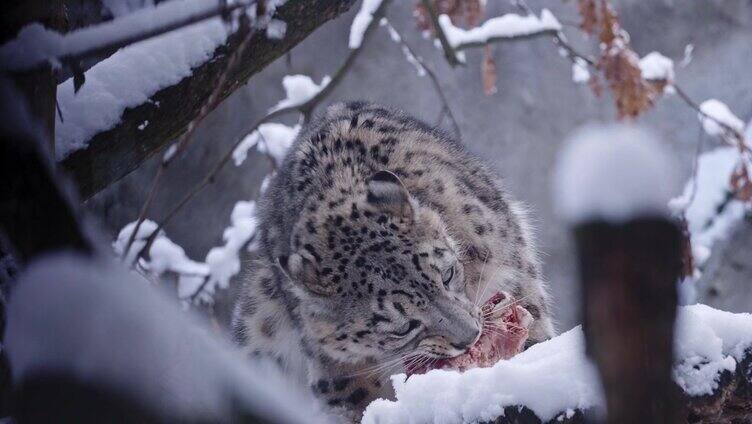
[438,9,561,52]
[114,200,260,306]
[58,0,357,200]
[0,0,258,73]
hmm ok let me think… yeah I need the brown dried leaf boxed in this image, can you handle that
[678,218,694,280]
[598,0,619,46]
[578,0,598,34]
[482,46,498,96]
[588,73,603,97]
[600,49,657,118]
[730,162,752,202]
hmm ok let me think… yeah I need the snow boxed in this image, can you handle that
[203,200,258,298]
[639,51,674,81]
[363,305,752,423]
[349,0,384,49]
[4,253,323,423]
[233,123,300,166]
[269,74,331,113]
[266,19,288,39]
[113,201,259,305]
[669,147,748,267]
[381,18,426,77]
[571,58,590,84]
[438,9,561,49]
[698,99,745,138]
[112,219,160,265]
[363,327,603,424]
[673,304,752,395]
[553,124,678,224]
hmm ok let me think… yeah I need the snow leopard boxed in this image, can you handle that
[232,102,555,419]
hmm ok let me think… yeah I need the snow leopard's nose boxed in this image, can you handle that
[433,300,482,351]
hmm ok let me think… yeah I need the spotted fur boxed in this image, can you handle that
[232,102,555,419]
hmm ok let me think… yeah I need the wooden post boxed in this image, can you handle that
[554,125,684,423]
[574,218,682,423]
[1,0,67,157]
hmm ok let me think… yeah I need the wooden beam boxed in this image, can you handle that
[60,0,356,200]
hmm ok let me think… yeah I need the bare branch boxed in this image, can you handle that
[381,18,461,139]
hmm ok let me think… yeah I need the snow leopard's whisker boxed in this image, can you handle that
[349,351,423,377]
[477,264,507,309]
[474,251,491,308]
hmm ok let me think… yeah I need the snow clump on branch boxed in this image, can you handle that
[349,0,384,49]
[268,74,331,113]
[437,9,561,50]
[233,122,300,166]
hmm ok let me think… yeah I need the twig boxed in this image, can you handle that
[421,0,462,66]
[381,18,461,139]
[184,232,258,303]
[121,16,256,263]
[1,1,257,73]
[674,85,749,151]
[131,0,394,265]
[686,124,705,212]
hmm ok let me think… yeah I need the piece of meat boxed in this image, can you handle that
[405,292,532,376]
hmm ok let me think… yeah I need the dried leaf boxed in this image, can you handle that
[600,49,657,118]
[730,162,752,202]
[598,0,618,46]
[481,46,498,96]
[578,0,598,34]
[678,218,694,280]
[588,72,603,97]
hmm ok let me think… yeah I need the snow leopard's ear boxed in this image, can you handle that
[366,170,415,220]
[277,252,332,296]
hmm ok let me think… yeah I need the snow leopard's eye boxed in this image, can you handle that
[441,266,455,288]
[390,319,422,338]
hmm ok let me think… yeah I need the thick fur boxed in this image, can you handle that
[232,102,555,419]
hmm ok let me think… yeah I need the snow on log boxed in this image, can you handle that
[438,9,561,51]
[553,124,679,224]
[5,253,327,422]
[362,306,752,424]
[58,0,356,200]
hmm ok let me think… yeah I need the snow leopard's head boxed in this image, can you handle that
[278,170,482,364]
